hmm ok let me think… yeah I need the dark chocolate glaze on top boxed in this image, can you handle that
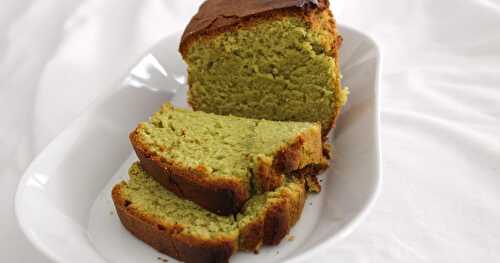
[180,0,330,52]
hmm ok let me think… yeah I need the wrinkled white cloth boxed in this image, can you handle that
[1,0,499,262]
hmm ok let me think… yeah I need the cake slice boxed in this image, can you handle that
[112,163,306,263]
[130,103,322,215]
[180,0,348,136]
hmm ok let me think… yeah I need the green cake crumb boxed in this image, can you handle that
[185,12,348,134]
[121,163,304,243]
[135,103,320,192]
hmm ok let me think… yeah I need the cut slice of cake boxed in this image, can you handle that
[130,103,322,215]
[237,175,306,251]
[112,163,306,263]
[180,0,348,136]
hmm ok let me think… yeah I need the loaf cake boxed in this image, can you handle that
[112,163,306,263]
[180,0,348,136]
[130,103,322,215]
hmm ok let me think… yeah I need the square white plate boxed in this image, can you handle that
[16,24,381,263]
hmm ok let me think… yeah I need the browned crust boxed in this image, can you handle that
[296,140,333,192]
[180,0,329,55]
[262,199,291,246]
[274,124,323,172]
[113,167,309,259]
[238,177,306,251]
[253,158,284,194]
[237,218,263,252]
[130,130,250,216]
[290,161,327,193]
[304,175,321,193]
[324,10,344,135]
[322,141,333,160]
[181,7,343,136]
[272,136,307,174]
[130,121,322,215]
[254,124,323,192]
[112,183,237,263]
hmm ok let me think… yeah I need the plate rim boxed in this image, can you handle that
[15,23,382,263]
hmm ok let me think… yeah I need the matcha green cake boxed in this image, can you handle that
[112,163,306,263]
[130,103,322,215]
[180,0,348,136]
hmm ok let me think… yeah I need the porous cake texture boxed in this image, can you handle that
[130,103,322,215]
[112,163,306,263]
[180,0,348,136]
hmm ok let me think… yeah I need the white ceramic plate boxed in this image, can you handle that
[16,24,381,263]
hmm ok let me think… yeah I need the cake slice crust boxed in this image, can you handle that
[181,0,348,136]
[112,163,306,263]
[130,103,322,215]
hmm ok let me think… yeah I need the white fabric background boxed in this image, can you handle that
[1,0,499,262]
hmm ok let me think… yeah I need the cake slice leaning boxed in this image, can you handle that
[112,163,306,263]
[130,103,322,215]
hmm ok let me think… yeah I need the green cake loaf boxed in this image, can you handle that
[112,163,306,263]
[180,0,348,136]
[130,103,322,215]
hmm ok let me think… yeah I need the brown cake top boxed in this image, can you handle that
[180,0,330,52]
